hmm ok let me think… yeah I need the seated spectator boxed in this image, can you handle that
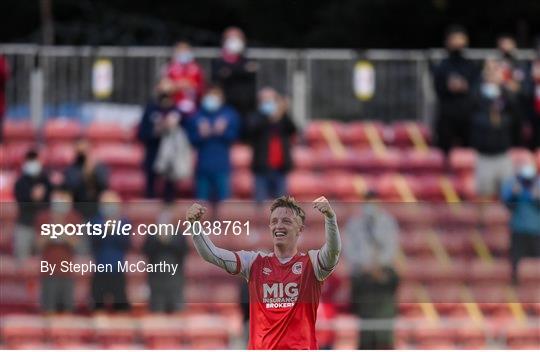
[36,187,82,314]
[248,87,297,203]
[344,193,399,349]
[143,201,188,313]
[211,27,258,138]
[159,41,205,115]
[14,149,51,261]
[64,139,109,219]
[138,90,188,200]
[501,163,540,284]
[90,190,130,311]
[187,84,240,208]
[470,58,515,199]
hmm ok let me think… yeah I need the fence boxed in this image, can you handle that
[0,45,536,127]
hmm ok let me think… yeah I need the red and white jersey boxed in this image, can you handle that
[232,250,333,350]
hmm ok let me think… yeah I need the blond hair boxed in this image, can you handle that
[270,196,305,224]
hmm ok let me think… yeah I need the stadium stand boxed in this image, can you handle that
[0,118,539,349]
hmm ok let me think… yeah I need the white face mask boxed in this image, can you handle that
[224,37,245,54]
[23,160,42,177]
[519,164,537,180]
[481,83,501,99]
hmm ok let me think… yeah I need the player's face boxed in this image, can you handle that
[269,207,304,248]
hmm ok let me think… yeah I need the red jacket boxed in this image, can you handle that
[164,61,205,114]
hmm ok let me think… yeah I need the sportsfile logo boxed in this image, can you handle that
[262,283,298,309]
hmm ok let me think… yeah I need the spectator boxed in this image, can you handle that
[501,163,540,285]
[211,27,258,138]
[138,90,187,200]
[143,201,188,312]
[36,187,82,313]
[344,196,399,349]
[496,34,529,146]
[0,55,8,142]
[64,139,109,219]
[527,36,540,149]
[14,149,51,261]
[187,84,240,207]
[433,25,479,156]
[248,87,297,203]
[159,41,205,115]
[90,190,130,311]
[470,59,515,199]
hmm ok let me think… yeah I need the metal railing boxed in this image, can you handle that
[0,45,536,127]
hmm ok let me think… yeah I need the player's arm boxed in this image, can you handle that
[310,196,341,281]
[186,203,241,275]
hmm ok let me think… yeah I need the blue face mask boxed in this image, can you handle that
[481,83,501,100]
[259,101,277,116]
[175,52,193,64]
[202,95,222,112]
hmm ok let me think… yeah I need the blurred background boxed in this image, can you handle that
[0,0,539,350]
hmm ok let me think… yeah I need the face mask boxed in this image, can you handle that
[51,201,71,215]
[23,160,42,177]
[259,101,277,116]
[175,52,193,64]
[519,164,537,180]
[100,203,120,218]
[202,94,222,112]
[481,83,501,99]
[224,37,245,54]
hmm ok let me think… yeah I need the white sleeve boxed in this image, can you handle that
[191,233,258,279]
[309,216,341,281]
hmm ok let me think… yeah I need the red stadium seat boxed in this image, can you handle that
[467,259,511,283]
[93,315,138,346]
[339,121,384,146]
[0,171,16,201]
[230,144,252,170]
[2,142,36,169]
[43,143,75,169]
[48,316,94,344]
[509,148,534,167]
[352,148,401,173]
[292,146,318,170]
[92,143,143,169]
[3,120,36,143]
[399,148,444,173]
[385,121,431,148]
[109,170,145,199]
[231,169,253,198]
[0,315,46,347]
[85,121,134,143]
[505,326,540,348]
[288,171,324,200]
[44,119,82,142]
[304,120,344,147]
[449,148,476,174]
[518,258,540,284]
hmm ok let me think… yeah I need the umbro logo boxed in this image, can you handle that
[263,267,272,275]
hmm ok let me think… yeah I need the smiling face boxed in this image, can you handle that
[269,207,304,251]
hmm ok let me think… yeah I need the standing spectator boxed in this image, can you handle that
[211,27,258,138]
[471,59,515,199]
[36,187,81,313]
[159,41,205,115]
[501,163,540,285]
[496,34,529,146]
[344,195,399,350]
[90,190,130,311]
[248,87,296,203]
[0,55,9,142]
[138,90,186,200]
[64,139,109,220]
[433,25,479,156]
[187,84,240,208]
[527,36,540,150]
[143,201,188,313]
[14,149,51,261]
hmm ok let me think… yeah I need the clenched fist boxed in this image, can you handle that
[312,196,335,219]
[186,203,207,222]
